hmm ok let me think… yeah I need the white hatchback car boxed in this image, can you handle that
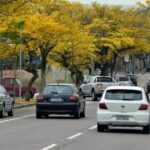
[117,76,133,86]
[97,86,150,134]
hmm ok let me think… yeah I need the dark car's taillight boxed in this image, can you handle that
[37,95,44,102]
[70,95,78,102]
[99,103,108,109]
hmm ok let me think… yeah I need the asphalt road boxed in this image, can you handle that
[0,73,150,150]
[0,99,150,150]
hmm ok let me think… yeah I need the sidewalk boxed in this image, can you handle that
[14,98,36,109]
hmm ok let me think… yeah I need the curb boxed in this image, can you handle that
[14,104,35,109]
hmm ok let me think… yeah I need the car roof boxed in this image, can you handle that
[46,83,76,87]
[126,74,136,77]
[106,86,143,91]
[119,76,129,78]
[89,76,113,78]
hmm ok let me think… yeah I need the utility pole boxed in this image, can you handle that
[19,17,22,98]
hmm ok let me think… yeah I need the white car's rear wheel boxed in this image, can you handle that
[97,124,108,132]
[143,123,150,134]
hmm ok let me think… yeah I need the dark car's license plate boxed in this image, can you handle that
[50,98,62,102]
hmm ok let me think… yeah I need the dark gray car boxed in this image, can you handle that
[36,84,85,119]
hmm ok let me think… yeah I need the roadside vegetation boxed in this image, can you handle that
[0,0,150,100]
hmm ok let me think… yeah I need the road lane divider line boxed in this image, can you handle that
[0,114,35,124]
[88,125,97,130]
[67,133,83,140]
[41,144,57,150]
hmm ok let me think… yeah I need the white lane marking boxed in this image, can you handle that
[88,125,97,130]
[67,133,83,140]
[41,144,57,150]
[0,114,35,124]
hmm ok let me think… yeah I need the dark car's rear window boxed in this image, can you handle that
[105,89,142,101]
[43,85,74,94]
[119,77,129,81]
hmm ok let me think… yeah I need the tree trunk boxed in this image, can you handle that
[114,56,119,79]
[110,53,118,77]
[41,57,47,91]
[76,70,84,86]
[25,69,39,101]
[100,62,110,76]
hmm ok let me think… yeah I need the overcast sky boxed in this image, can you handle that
[69,0,146,5]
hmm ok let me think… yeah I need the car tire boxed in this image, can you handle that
[80,106,85,118]
[36,112,42,119]
[143,124,150,134]
[8,105,14,117]
[92,90,97,101]
[74,111,80,119]
[97,124,108,132]
[0,105,5,118]
[43,114,49,118]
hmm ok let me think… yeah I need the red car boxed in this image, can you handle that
[2,77,37,98]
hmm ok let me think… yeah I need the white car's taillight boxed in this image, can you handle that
[99,103,108,109]
[138,104,149,110]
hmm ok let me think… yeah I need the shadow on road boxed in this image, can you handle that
[39,115,86,120]
[104,127,144,135]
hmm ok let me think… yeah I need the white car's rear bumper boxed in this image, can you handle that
[97,111,150,126]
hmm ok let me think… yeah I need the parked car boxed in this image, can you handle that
[97,86,150,134]
[125,74,138,86]
[80,76,118,101]
[117,76,133,86]
[146,80,150,93]
[2,77,37,98]
[0,85,14,118]
[36,83,85,119]
[146,65,150,72]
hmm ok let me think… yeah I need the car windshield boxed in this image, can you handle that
[43,85,74,94]
[105,89,142,101]
[119,77,129,81]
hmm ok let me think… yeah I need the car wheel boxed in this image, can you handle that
[143,123,150,134]
[43,114,49,118]
[0,105,5,118]
[36,112,42,119]
[97,123,108,132]
[74,111,80,119]
[80,106,85,118]
[92,90,97,101]
[8,105,14,117]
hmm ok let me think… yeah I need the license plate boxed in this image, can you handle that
[50,98,62,102]
[116,116,129,120]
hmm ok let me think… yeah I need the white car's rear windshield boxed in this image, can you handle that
[105,89,142,101]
